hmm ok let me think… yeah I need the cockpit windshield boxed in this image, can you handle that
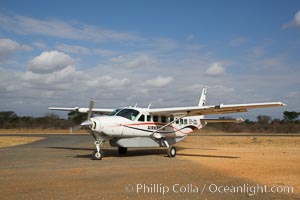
[109,109,121,116]
[116,108,140,121]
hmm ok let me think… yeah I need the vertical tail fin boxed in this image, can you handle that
[198,87,207,107]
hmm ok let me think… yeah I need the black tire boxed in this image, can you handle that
[118,147,127,154]
[167,146,176,158]
[92,150,103,160]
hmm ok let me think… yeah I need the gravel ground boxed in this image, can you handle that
[0,133,299,200]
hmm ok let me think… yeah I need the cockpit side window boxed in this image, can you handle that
[116,109,140,121]
[138,114,145,122]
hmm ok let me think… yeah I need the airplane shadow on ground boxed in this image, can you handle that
[176,153,240,159]
[48,146,239,159]
[176,146,240,159]
[48,147,94,151]
[177,146,218,151]
[77,149,169,159]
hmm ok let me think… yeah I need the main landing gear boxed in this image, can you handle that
[92,140,103,160]
[161,138,176,158]
[167,146,176,157]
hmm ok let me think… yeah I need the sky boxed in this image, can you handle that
[0,0,299,120]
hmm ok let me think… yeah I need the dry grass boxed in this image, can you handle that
[0,136,45,148]
[177,135,300,194]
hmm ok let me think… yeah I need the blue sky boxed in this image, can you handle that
[0,0,299,120]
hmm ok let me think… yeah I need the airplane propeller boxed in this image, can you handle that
[80,98,95,128]
[87,98,94,121]
[70,99,95,132]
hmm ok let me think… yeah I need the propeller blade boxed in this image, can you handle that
[71,99,94,133]
[80,120,93,127]
[71,125,82,131]
[87,98,95,120]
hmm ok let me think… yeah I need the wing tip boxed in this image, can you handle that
[279,102,287,107]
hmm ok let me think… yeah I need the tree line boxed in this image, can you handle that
[0,110,299,133]
[205,111,300,133]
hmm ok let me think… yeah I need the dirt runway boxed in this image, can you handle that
[0,133,299,199]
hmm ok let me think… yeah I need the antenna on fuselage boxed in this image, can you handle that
[147,102,151,109]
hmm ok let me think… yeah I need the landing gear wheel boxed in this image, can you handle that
[118,147,127,154]
[167,146,176,158]
[92,150,103,160]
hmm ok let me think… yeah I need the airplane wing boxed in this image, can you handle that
[149,102,286,116]
[48,107,114,115]
[203,117,244,123]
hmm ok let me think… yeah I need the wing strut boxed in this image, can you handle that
[151,114,187,139]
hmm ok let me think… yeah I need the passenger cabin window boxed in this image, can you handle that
[180,119,184,125]
[170,117,174,122]
[184,119,188,125]
[176,118,179,124]
[116,109,140,121]
[153,116,159,122]
[161,116,167,123]
[147,115,151,122]
[138,114,145,122]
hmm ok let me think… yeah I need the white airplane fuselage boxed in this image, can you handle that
[89,107,205,148]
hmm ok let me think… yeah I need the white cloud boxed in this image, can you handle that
[55,44,91,55]
[205,62,226,76]
[28,51,75,74]
[110,54,155,69]
[22,66,83,90]
[33,42,47,49]
[282,10,300,29]
[126,55,154,69]
[145,76,173,87]
[0,14,139,42]
[21,65,129,90]
[55,43,114,56]
[93,76,130,88]
[0,38,31,61]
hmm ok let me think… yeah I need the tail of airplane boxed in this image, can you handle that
[198,87,207,107]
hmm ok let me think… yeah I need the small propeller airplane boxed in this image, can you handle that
[49,88,285,160]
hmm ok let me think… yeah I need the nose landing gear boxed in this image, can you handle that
[92,140,103,160]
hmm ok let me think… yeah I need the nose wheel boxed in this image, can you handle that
[92,140,103,160]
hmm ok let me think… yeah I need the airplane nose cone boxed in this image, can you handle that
[91,118,102,132]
